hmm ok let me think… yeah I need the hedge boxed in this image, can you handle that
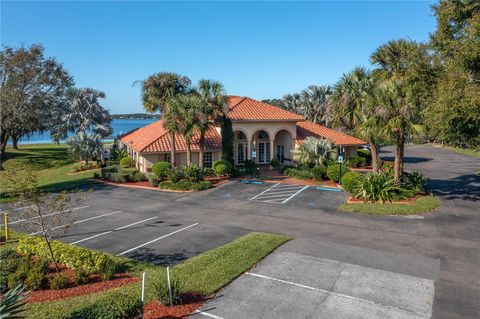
[285,168,312,180]
[341,171,362,194]
[17,237,109,274]
[151,161,172,178]
[212,160,232,176]
[159,180,212,191]
[66,293,142,319]
[311,166,327,181]
[326,164,350,182]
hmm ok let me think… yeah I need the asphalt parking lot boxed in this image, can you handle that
[2,145,479,318]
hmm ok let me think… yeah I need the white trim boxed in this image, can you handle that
[249,183,280,200]
[30,210,122,235]
[70,216,158,245]
[117,223,199,256]
[281,185,309,204]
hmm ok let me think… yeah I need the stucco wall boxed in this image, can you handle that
[232,121,297,141]
[139,151,221,172]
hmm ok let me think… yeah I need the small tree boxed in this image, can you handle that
[67,132,103,164]
[3,169,81,272]
[291,137,338,168]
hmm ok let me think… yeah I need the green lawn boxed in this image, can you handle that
[338,196,440,215]
[14,232,290,319]
[0,144,98,202]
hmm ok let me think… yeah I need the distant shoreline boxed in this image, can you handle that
[111,113,161,120]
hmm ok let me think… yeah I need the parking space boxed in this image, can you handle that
[196,242,436,319]
[8,200,248,267]
[249,183,309,204]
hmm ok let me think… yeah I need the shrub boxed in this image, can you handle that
[93,172,100,179]
[106,172,130,183]
[72,162,100,172]
[182,164,205,182]
[101,259,118,281]
[158,180,212,191]
[341,171,362,194]
[166,167,183,183]
[7,260,30,289]
[153,276,181,306]
[159,181,174,190]
[286,168,312,180]
[152,162,172,178]
[119,157,134,168]
[17,236,109,274]
[130,170,146,182]
[49,273,69,290]
[243,159,257,174]
[75,268,90,285]
[190,181,212,191]
[0,249,21,293]
[202,167,215,177]
[232,167,247,177]
[402,171,428,193]
[66,293,142,319]
[147,174,160,187]
[357,149,372,164]
[24,267,45,291]
[353,172,408,203]
[326,164,350,182]
[212,160,232,176]
[310,166,327,181]
[346,156,366,168]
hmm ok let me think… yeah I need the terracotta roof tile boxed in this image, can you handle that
[121,119,222,153]
[296,121,367,146]
[227,96,304,121]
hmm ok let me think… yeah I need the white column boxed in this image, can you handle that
[270,139,275,162]
[247,139,251,160]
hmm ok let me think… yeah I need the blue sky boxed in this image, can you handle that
[2,1,437,114]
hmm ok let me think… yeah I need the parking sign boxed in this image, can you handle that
[337,155,344,163]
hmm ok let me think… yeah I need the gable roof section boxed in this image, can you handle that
[121,119,222,153]
[227,96,304,121]
[296,121,367,146]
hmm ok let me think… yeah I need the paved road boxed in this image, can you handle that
[3,144,478,318]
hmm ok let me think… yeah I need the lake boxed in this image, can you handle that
[14,118,157,144]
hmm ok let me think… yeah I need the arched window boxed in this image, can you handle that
[257,130,269,140]
[237,131,246,140]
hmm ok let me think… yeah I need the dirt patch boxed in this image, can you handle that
[26,273,138,303]
[144,294,205,319]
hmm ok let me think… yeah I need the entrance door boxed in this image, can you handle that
[237,142,247,164]
[276,145,285,163]
[258,141,270,164]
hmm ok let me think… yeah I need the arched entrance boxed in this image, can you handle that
[273,129,293,164]
[251,130,272,164]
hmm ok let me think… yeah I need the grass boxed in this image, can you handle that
[429,143,480,158]
[9,232,290,319]
[338,195,440,215]
[0,144,98,202]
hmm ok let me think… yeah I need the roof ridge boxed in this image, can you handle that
[139,119,170,152]
[229,96,246,110]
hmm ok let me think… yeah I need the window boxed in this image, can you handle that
[276,145,285,163]
[237,143,247,164]
[203,152,213,168]
[257,130,269,140]
[237,132,246,140]
[163,153,171,163]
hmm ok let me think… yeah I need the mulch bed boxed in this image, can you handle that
[26,269,138,303]
[144,294,206,319]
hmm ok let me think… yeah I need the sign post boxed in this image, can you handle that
[337,146,344,185]
[4,213,8,241]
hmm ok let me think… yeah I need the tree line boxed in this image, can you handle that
[263,0,479,182]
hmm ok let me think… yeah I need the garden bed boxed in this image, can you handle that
[27,273,138,303]
[143,294,205,319]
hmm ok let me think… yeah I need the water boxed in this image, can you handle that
[13,118,157,144]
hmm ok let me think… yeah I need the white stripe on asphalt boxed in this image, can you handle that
[116,223,199,256]
[1,205,90,227]
[256,189,303,196]
[30,210,122,235]
[258,198,287,204]
[281,185,309,204]
[249,183,280,200]
[254,192,300,199]
[70,216,158,245]
[268,185,304,190]
[245,272,426,318]
[194,310,224,319]
[0,205,34,214]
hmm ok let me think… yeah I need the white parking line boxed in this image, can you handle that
[245,272,425,318]
[248,183,280,200]
[257,189,304,196]
[0,205,34,214]
[194,310,224,319]
[70,216,158,245]
[281,185,309,204]
[30,210,122,235]
[116,223,199,256]
[1,205,90,227]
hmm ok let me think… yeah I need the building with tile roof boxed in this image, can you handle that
[121,96,366,172]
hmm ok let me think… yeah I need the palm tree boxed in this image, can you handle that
[291,137,338,167]
[140,72,191,165]
[282,93,302,113]
[51,87,112,142]
[370,39,414,80]
[195,79,228,167]
[300,85,332,125]
[374,79,421,182]
[67,131,103,164]
[172,95,202,165]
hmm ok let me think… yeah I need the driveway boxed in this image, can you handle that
[3,144,479,318]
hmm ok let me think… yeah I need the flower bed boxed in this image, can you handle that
[143,294,205,319]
